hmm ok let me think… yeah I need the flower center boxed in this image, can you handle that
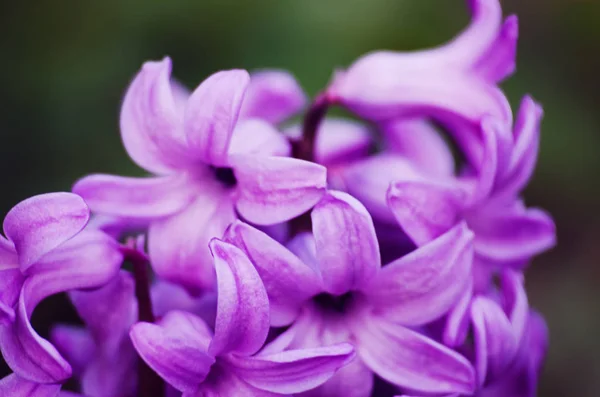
[212,167,237,188]
[312,292,353,313]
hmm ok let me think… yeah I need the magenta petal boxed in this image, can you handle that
[130,311,215,393]
[354,318,475,394]
[312,191,381,295]
[501,270,529,343]
[208,239,270,357]
[471,296,518,386]
[50,326,95,376]
[0,374,61,397]
[3,193,89,272]
[197,371,283,397]
[300,358,374,397]
[184,69,250,167]
[120,57,191,174]
[387,180,465,246]
[224,221,321,326]
[474,15,519,82]
[443,281,473,347]
[0,240,23,324]
[232,154,327,225]
[73,173,198,219]
[228,119,291,157]
[229,344,354,394]
[148,190,236,293]
[365,223,474,326]
[239,70,307,124]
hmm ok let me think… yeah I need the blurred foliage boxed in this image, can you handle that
[0,1,599,395]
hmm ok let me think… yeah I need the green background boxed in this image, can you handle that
[1,1,598,395]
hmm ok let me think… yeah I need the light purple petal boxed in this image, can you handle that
[120,57,191,174]
[80,345,137,397]
[232,154,327,225]
[130,310,215,393]
[3,193,89,272]
[311,191,381,295]
[0,238,23,324]
[73,173,199,219]
[197,371,283,397]
[467,203,556,264]
[387,180,465,246]
[239,70,306,124]
[49,326,95,376]
[365,223,474,326]
[0,374,61,397]
[299,357,374,397]
[148,189,236,293]
[228,344,354,394]
[474,15,519,82]
[443,281,473,347]
[184,69,250,167]
[354,317,475,394]
[471,296,518,387]
[208,239,270,357]
[228,119,291,157]
[224,221,321,327]
[500,270,529,343]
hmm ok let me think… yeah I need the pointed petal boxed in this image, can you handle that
[354,318,475,394]
[387,180,465,246]
[300,357,374,397]
[49,326,95,376]
[3,193,89,272]
[239,70,307,124]
[184,69,250,167]
[130,310,215,393]
[468,203,556,263]
[0,374,61,397]
[120,57,191,174]
[500,270,529,343]
[229,344,354,394]
[311,191,381,295]
[73,173,199,219]
[208,239,270,357]
[474,15,519,82]
[148,189,236,293]
[365,223,474,326]
[224,221,321,327]
[228,119,291,157]
[443,281,473,347]
[232,155,327,225]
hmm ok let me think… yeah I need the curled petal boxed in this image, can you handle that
[184,69,250,167]
[73,173,198,219]
[148,189,235,293]
[224,221,321,326]
[387,180,465,246]
[229,344,355,394]
[443,282,473,347]
[130,311,215,393]
[50,326,95,376]
[3,193,89,272]
[354,317,475,394]
[208,239,270,357]
[312,191,381,295]
[239,70,307,124]
[0,238,23,323]
[365,223,474,326]
[228,119,291,157]
[474,15,519,82]
[232,155,327,225]
[501,270,529,343]
[120,57,191,174]
[0,374,61,397]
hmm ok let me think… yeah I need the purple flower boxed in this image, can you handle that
[0,193,123,385]
[0,373,61,397]
[73,58,326,293]
[130,239,354,396]
[225,190,476,396]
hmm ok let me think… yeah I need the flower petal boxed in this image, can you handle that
[184,69,250,167]
[0,239,23,324]
[500,270,529,343]
[387,180,465,246]
[443,281,473,347]
[148,188,236,293]
[73,173,199,219]
[3,193,89,272]
[239,70,306,124]
[79,345,137,397]
[130,310,215,393]
[365,223,473,326]
[228,119,291,157]
[120,57,191,174]
[49,326,95,376]
[311,191,381,295]
[197,371,282,397]
[0,374,61,397]
[208,239,270,357]
[228,344,355,394]
[232,154,327,225]
[224,221,321,327]
[354,317,475,394]
[474,15,519,82]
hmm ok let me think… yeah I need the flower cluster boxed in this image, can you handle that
[0,1,555,396]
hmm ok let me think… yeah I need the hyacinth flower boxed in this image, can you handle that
[224,190,476,396]
[0,193,123,386]
[73,58,326,292]
[129,238,354,396]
